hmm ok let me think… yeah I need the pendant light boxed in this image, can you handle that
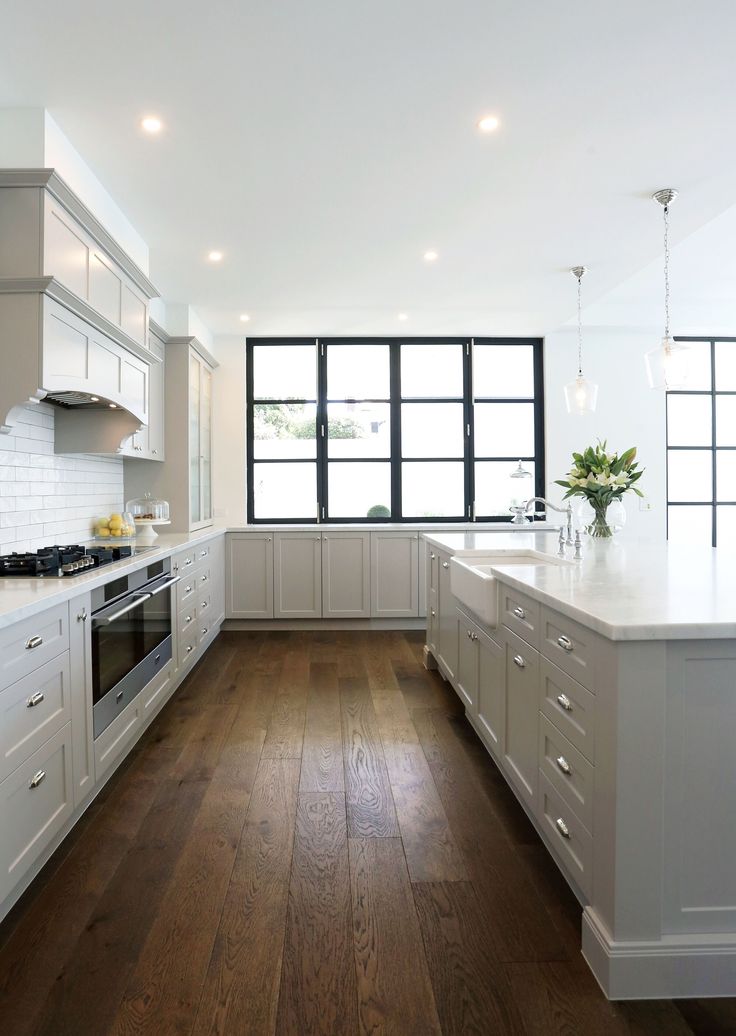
[564,266,598,415]
[645,188,689,389]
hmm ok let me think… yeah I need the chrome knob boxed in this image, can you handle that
[556,755,572,776]
[557,635,573,652]
[556,693,573,712]
[29,770,46,789]
[77,608,87,622]
[26,691,45,708]
[555,817,571,839]
[512,654,526,668]
[470,632,478,641]
[442,562,449,569]
[25,636,43,650]
[513,606,526,619]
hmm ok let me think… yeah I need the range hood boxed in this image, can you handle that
[44,390,127,411]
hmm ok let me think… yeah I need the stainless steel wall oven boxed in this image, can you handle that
[91,558,178,737]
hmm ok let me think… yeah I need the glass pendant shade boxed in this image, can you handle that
[645,336,690,390]
[564,374,598,415]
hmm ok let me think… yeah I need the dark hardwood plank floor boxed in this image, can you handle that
[0,630,733,1035]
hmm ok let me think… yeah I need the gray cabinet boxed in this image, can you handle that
[455,612,478,712]
[436,550,459,681]
[274,533,322,619]
[69,593,94,807]
[322,532,370,618]
[503,628,539,808]
[476,627,504,757]
[370,532,419,617]
[226,533,274,619]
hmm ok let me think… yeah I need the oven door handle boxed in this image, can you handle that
[91,592,153,627]
[147,575,181,597]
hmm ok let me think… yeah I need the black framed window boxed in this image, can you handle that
[667,337,736,547]
[247,337,544,523]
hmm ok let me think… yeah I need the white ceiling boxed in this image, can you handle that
[2,0,736,338]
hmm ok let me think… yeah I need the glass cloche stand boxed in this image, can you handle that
[126,493,171,544]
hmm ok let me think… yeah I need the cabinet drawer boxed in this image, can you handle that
[94,695,142,783]
[142,661,174,720]
[178,575,198,607]
[196,567,211,592]
[0,723,73,903]
[502,627,540,808]
[198,592,212,621]
[538,771,592,900]
[539,658,596,764]
[541,606,598,691]
[177,550,197,575]
[0,653,71,782]
[0,604,69,690]
[539,714,594,832]
[193,543,211,566]
[179,605,197,636]
[501,586,540,649]
[179,628,198,668]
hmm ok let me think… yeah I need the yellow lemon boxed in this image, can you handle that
[111,528,122,537]
[109,518,123,531]
[97,527,111,538]
[97,517,110,529]
[110,513,123,523]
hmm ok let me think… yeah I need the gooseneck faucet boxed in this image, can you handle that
[510,496,574,547]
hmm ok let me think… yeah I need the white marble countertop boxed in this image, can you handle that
[422,531,736,641]
[224,521,561,532]
[0,527,226,630]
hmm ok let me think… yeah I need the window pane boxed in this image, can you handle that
[716,396,736,446]
[474,344,534,397]
[327,344,389,399]
[668,449,712,502]
[475,402,535,457]
[328,462,391,518]
[253,403,317,459]
[475,460,535,517]
[717,505,736,544]
[680,341,712,391]
[253,462,317,519]
[667,395,712,447]
[401,343,463,398]
[401,403,464,457]
[252,344,316,399]
[327,402,390,457]
[717,451,736,501]
[715,342,736,391]
[668,505,712,545]
[402,461,464,517]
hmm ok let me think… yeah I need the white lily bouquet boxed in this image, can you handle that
[554,440,644,538]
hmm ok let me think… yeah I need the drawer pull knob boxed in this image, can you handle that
[200,550,207,558]
[513,606,526,619]
[556,693,573,712]
[201,601,209,609]
[430,552,436,560]
[466,629,472,638]
[185,615,192,623]
[470,632,478,641]
[186,645,194,654]
[185,586,192,594]
[431,609,436,617]
[556,755,572,776]
[29,770,46,789]
[512,654,526,669]
[185,559,193,566]
[442,561,449,569]
[555,817,571,839]
[201,627,208,636]
[201,574,208,582]
[26,692,45,708]
[557,635,573,652]
[77,609,87,623]
[25,635,43,650]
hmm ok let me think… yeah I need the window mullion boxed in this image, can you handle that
[465,338,474,521]
[390,341,402,520]
[317,338,328,521]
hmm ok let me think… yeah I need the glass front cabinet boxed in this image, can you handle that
[189,351,214,528]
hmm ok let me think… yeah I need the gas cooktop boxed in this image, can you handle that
[0,543,137,578]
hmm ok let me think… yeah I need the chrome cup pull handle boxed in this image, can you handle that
[555,817,571,839]
[26,691,45,708]
[513,606,526,619]
[442,561,449,569]
[556,693,573,712]
[29,770,46,789]
[557,635,573,652]
[512,654,526,669]
[25,635,43,650]
[556,755,572,776]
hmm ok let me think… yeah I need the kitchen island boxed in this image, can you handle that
[423,530,736,999]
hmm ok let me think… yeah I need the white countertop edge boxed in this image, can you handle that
[225,522,561,533]
[0,527,226,630]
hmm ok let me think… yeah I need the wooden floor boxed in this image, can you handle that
[1,632,735,1036]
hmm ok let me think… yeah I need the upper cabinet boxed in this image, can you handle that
[0,170,160,444]
[124,334,218,532]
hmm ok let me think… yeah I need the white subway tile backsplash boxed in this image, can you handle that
[0,404,124,553]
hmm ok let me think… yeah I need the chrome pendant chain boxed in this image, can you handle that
[663,202,671,340]
[576,272,583,375]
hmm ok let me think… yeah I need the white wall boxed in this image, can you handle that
[211,336,246,525]
[543,326,666,541]
[0,404,124,554]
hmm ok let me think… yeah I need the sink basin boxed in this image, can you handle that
[450,551,570,627]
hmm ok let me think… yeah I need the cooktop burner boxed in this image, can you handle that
[0,543,134,578]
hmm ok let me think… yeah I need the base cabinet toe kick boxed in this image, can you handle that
[426,544,736,1000]
[0,533,226,923]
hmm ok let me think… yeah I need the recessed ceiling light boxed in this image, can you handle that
[477,114,500,133]
[423,250,438,262]
[141,115,163,134]
[398,313,408,321]
[207,250,223,262]
[109,403,117,409]
[239,313,250,323]
[89,396,99,402]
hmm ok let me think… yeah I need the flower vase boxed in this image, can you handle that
[587,506,614,539]
[575,498,626,539]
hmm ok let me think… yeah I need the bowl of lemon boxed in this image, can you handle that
[95,511,136,541]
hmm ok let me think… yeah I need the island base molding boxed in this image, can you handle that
[583,908,736,1000]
